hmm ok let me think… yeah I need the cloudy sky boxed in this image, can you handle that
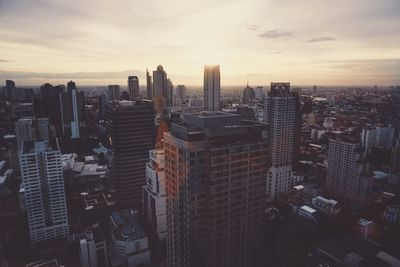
[0,0,399,86]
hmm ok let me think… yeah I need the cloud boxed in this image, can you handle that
[0,59,9,62]
[306,37,336,43]
[247,24,259,31]
[259,30,294,39]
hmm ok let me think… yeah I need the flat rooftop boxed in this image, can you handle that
[111,209,146,241]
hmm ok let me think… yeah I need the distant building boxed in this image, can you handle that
[356,219,375,240]
[60,84,85,139]
[312,196,340,215]
[146,69,153,99]
[263,82,301,199]
[153,65,169,113]
[15,118,35,151]
[361,125,394,150]
[175,85,186,106]
[128,76,139,99]
[297,205,317,221]
[312,84,318,96]
[325,134,373,203]
[254,86,264,100]
[106,100,155,209]
[242,83,255,104]
[108,85,120,102]
[165,112,268,267]
[109,209,151,267]
[79,224,108,267]
[389,136,400,185]
[203,65,221,111]
[4,79,16,101]
[323,117,334,129]
[67,80,76,92]
[20,140,69,243]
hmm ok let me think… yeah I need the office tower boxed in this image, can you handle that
[4,79,16,100]
[203,65,221,111]
[167,79,174,106]
[242,82,255,104]
[20,140,69,243]
[79,224,108,267]
[175,85,186,106]
[142,121,168,242]
[254,86,264,100]
[108,85,120,102]
[106,100,155,209]
[36,118,50,140]
[263,82,300,199]
[128,76,139,99]
[98,95,107,120]
[325,134,373,203]
[312,84,318,96]
[109,209,151,267]
[33,83,64,137]
[165,112,268,267]
[60,83,85,139]
[389,136,400,185]
[153,65,169,113]
[361,125,395,150]
[15,118,35,151]
[146,69,153,99]
[67,80,76,93]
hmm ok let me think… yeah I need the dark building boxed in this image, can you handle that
[389,135,400,185]
[106,100,155,209]
[146,68,153,99]
[242,83,255,104]
[67,80,77,93]
[128,76,139,98]
[60,87,86,139]
[165,112,269,267]
[33,83,64,137]
[4,80,16,101]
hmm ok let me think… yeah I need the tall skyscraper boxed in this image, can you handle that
[325,133,373,203]
[153,65,170,113]
[203,65,221,111]
[165,112,268,267]
[146,69,153,99]
[263,82,300,200]
[106,100,155,209]
[175,85,186,106]
[128,76,139,99]
[15,118,35,151]
[108,85,120,102]
[60,83,85,139]
[4,79,16,101]
[389,136,400,186]
[312,84,318,96]
[20,140,69,243]
[67,80,76,93]
[242,82,255,104]
[167,78,174,107]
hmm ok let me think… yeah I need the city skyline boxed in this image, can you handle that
[0,0,399,86]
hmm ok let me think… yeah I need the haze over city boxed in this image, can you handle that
[1,0,399,86]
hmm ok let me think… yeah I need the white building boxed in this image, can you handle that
[312,196,340,215]
[20,140,69,243]
[142,149,167,241]
[297,205,317,221]
[356,219,374,240]
[263,82,300,199]
[79,224,108,267]
[203,65,221,111]
[109,209,151,267]
[361,125,395,150]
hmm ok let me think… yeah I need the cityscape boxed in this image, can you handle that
[1,1,400,267]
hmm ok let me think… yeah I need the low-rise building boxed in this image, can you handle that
[79,224,108,267]
[312,196,341,215]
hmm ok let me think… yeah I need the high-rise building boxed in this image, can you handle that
[165,112,268,267]
[146,69,153,100]
[15,118,35,151]
[128,76,139,99]
[254,86,264,100]
[389,136,400,185]
[175,85,186,106]
[361,125,395,150]
[203,65,221,111]
[242,82,255,104]
[106,100,155,209]
[167,78,174,107]
[67,80,77,93]
[108,85,120,102]
[4,79,16,101]
[325,133,373,203]
[153,65,169,113]
[312,84,318,96]
[263,82,300,199]
[20,140,69,243]
[60,84,85,139]
[33,83,64,137]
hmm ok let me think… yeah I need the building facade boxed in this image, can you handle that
[128,76,139,99]
[165,112,268,267]
[203,65,221,111]
[263,82,300,200]
[106,100,155,209]
[108,85,120,102]
[389,136,400,185]
[60,86,85,139]
[20,140,69,243]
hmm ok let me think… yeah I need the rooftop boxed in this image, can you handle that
[111,209,146,241]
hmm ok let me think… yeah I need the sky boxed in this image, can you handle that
[0,0,399,86]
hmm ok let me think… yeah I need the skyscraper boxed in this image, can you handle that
[263,82,300,200]
[389,136,400,186]
[165,112,268,267]
[242,82,255,104]
[106,100,155,209]
[60,84,85,139]
[20,140,69,243]
[167,78,174,107]
[146,69,153,100]
[4,79,16,101]
[325,133,373,203]
[67,80,76,93]
[108,85,120,102]
[153,65,169,113]
[128,76,139,99]
[175,85,186,106]
[15,118,35,151]
[203,65,221,111]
